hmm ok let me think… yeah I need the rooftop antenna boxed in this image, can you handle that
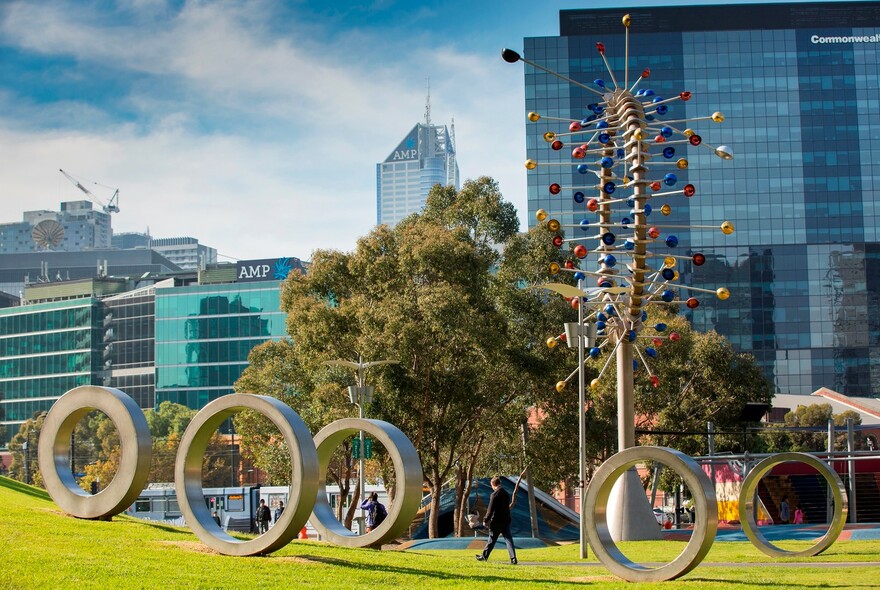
[450,116,456,152]
[424,78,432,129]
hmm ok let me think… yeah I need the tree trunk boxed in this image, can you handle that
[344,484,360,530]
[336,480,348,522]
[427,482,441,538]
[453,436,483,537]
[427,462,442,538]
[453,464,467,537]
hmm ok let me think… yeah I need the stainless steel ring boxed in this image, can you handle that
[309,418,422,548]
[584,446,718,582]
[175,394,320,556]
[38,386,153,519]
[739,452,847,558]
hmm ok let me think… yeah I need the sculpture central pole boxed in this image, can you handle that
[616,342,635,451]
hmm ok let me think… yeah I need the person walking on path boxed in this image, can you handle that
[274,500,285,524]
[475,476,518,565]
[779,496,790,524]
[360,492,387,533]
[256,499,271,534]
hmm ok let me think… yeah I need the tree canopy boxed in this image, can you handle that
[762,403,863,453]
[235,177,575,536]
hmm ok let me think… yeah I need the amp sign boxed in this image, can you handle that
[383,125,420,163]
[236,257,302,282]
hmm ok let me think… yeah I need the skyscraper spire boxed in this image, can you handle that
[424,78,432,129]
[450,116,456,152]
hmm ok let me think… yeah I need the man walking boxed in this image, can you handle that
[256,499,271,534]
[475,476,518,565]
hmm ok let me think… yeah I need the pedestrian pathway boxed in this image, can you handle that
[663,523,880,542]
[398,523,880,551]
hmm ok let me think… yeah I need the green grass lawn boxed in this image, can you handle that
[2,476,879,589]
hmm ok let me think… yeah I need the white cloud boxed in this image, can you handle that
[0,0,534,261]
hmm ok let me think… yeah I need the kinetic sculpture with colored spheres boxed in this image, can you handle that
[505,17,733,401]
[504,12,741,578]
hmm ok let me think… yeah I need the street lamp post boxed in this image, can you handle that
[230,427,236,487]
[325,356,398,534]
[564,280,597,559]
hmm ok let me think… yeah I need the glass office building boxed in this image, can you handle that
[377,121,460,227]
[0,257,301,447]
[523,2,880,395]
[154,282,287,410]
[0,299,103,444]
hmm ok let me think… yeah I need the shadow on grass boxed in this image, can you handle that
[0,476,51,502]
[686,578,878,588]
[298,554,564,585]
[124,517,192,536]
[123,515,256,540]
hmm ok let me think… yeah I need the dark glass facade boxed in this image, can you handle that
[154,283,286,410]
[524,2,880,395]
[103,289,156,409]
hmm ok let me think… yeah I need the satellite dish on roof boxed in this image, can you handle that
[32,219,65,249]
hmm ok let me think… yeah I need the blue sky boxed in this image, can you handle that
[0,0,838,260]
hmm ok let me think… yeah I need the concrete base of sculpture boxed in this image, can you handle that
[606,468,662,542]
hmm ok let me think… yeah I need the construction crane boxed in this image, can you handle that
[59,169,120,214]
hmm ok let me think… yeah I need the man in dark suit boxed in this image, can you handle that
[475,476,518,565]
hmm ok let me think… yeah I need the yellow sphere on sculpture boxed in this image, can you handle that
[683,128,695,137]
[536,209,547,221]
[677,158,688,170]
[716,287,730,300]
[548,219,561,232]
[664,256,676,268]
[549,262,561,275]
[543,131,556,142]
[556,380,566,392]
[721,221,735,235]
[590,378,601,389]
[712,112,725,123]
[622,14,631,27]
[661,204,672,216]
[525,159,537,170]
[547,337,558,349]
[528,112,541,122]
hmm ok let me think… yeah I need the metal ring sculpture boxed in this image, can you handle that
[309,418,423,548]
[739,452,848,558]
[584,446,718,582]
[175,394,320,556]
[38,385,152,520]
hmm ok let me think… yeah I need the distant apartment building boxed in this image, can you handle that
[0,201,111,254]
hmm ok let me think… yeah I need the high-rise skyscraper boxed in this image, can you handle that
[522,2,880,396]
[376,94,459,226]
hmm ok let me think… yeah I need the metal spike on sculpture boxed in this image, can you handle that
[504,13,733,547]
